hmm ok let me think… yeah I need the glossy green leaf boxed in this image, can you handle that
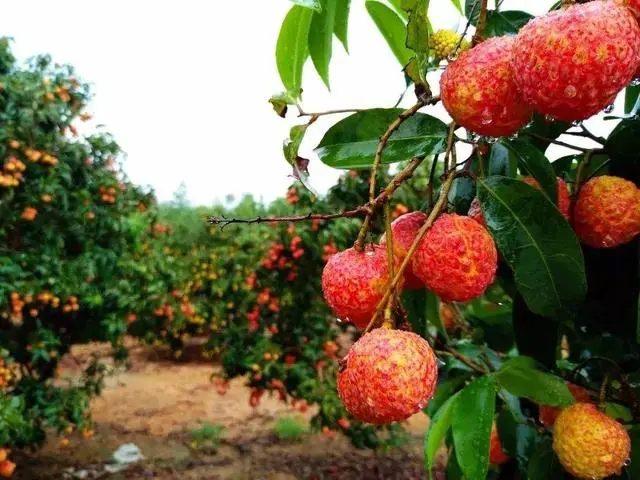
[365,1,413,67]
[290,0,322,10]
[447,177,475,215]
[469,301,514,353]
[387,0,408,20]
[484,10,534,38]
[523,113,571,151]
[488,142,517,177]
[276,6,313,93]
[450,0,463,14]
[625,84,640,115]
[527,438,565,480]
[477,176,586,320]
[465,0,481,25]
[309,0,338,89]
[402,289,429,339]
[512,294,558,369]
[501,138,557,203]
[496,407,537,473]
[452,375,496,480]
[424,393,459,480]
[605,118,640,183]
[426,373,470,417]
[268,90,300,118]
[315,108,448,169]
[283,124,317,195]
[405,0,430,53]
[426,290,448,340]
[334,0,351,51]
[494,356,574,407]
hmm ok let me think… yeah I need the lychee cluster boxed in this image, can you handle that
[430,29,470,61]
[553,403,631,479]
[337,328,437,424]
[441,1,640,134]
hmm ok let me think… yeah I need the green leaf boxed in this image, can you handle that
[424,393,459,479]
[488,142,517,177]
[426,291,448,340]
[496,407,537,473]
[494,356,574,407]
[447,176,475,215]
[402,289,429,338]
[523,113,571,151]
[268,90,300,118]
[450,0,463,14]
[465,0,481,25]
[309,0,338,89]
[365,1,413,67]
[388,0,409,20]
[625,84,640,115]
[605,118,640,183]
[484,10,534,38]
[334,0,351,51]
[426,373,470,417]
[500,138,557,204]
[527,437,565,480]
[277,6,314,93]
[290,0,322,10]
[512,294,558,369]
[477,176,586,320]
[469,301,515,353]
[315,108,448,169]
[284,124,317,195]
[405,0,430,53]
[452,375,496,480]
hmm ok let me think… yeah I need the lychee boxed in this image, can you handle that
[430,29,470,61]
[440,36,532,137]
[512,1,640,122]
[553,403,630,479]
[489,424,510,465]
[322,245,395,328]
[539,382,591,428]
[572,175,640,248]
[616,0,640,22]
[337,328,438,424]
[412,214,497,302]
[379,211,427,289]
[522,176,571,219]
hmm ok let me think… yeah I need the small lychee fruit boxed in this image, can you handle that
[522,176,571,219]
[440,36,532,137]
[539,382,591,428]
[553,403,630,479]
[489,424,510,465]
[430,29,470,61]
[322,245,395,328]
[572,175,640,248]
[413,214,497,302]
[0,460,15,478]
[379,211,427,289]
[512,1,640,122]
[337,328,438,424]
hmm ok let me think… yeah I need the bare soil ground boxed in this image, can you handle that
[14,340,437,480]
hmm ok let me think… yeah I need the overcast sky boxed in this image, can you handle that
[0,0,620,206]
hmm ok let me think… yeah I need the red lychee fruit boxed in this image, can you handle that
[539,382,591,428]
[553,403,631,479]
[489,424,510,465]
[379,211,427,289]
[616,0,640,22]
[572,175,640,248]
[322,245,395,328]
[412,214,497,302]
[440,36,532,137]
[337,328,438,424]
[512,1,640,122]
[522,176,571,219]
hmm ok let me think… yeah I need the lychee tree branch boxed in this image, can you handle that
[297,107,366,118]
[363,171,458,334]
[383,202,396,324]
[472,0,490,46]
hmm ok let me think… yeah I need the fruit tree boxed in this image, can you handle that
[211,0,640,478]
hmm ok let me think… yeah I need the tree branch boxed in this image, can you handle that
[472,0,490,46]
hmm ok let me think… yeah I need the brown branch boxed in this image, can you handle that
[472,0,490,46]
[437,343,489,375]
[208,157,425,228]
[363,171,457,334]
[297,107,366,118]
[354,100,427,251]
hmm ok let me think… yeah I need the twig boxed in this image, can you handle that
[472,0,490,46]
[524,132,593,152]
[383,203,395,324]
[363,171,457,334]
[436,343,489,375]
[445,122,457,173]
[427,155,440,209]
[574,149,595,195]
[354,100,427,250]
[563,129,606,145]
[451,1,478,58]
[208,157,425,227]
[297,107,365,118]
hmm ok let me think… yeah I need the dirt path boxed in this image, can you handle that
[14,341,437,480]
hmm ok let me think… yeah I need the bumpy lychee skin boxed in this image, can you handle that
[553,403,631,479]
[337,328,438,424]
[440,36,532,137]
[573,175,640,248]
[413,214,498,302]
[380,211,427,289]
[539,382,591,428]
[430,29,470,61]
[322,245,394,329]
[616,0,640,22]
[522,176,571,219]
[512,1,640,122]
[489,424,510,465]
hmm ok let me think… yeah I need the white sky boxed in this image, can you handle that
[0,0,622,206]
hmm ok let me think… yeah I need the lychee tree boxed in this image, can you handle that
[217,0,640,478]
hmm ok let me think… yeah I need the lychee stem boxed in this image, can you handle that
[383,202,396,323]
[363,171,457,334]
